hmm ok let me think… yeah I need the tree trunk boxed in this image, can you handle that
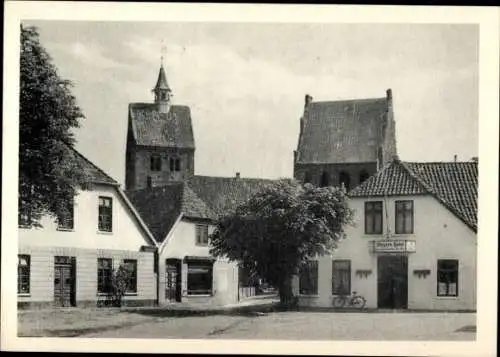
[278,276,297,309]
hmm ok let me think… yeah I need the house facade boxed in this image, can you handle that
[126,183,239,307]
[295,158,478,311]
[18,147,158,309]
[293,90,397,190]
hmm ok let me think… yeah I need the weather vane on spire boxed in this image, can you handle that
[160,39,167,66]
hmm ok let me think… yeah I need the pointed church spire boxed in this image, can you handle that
[153,50,172,113]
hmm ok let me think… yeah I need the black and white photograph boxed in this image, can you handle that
[2,2,498,356]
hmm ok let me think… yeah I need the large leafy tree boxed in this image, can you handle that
[19,25,88,226]
[210,179,355,306]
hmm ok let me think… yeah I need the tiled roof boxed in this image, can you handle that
[66,144,119,186]
[349,158,478,231]
[126,183,216,243]
[296,97,389,164]
[129,103,195,148]
[187,175,274,217]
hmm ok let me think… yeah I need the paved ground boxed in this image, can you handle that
[81,311,476,341]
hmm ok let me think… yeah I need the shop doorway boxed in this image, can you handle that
[377,255,408,309]
[165,259,182,303]
[54,256,76,307]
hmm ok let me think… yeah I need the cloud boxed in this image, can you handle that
[51,41,130,70]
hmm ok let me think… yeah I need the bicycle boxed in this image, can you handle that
[332,291,366,309]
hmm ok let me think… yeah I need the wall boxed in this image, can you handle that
[127,146,195,190]
[298,195,476,310]
[158,218,239,306]
[18,184,151,251]
[17,246,156,308]
[294,162,378,190]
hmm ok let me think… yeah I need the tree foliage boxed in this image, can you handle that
[209,179,355,305]
[19,25,88,226]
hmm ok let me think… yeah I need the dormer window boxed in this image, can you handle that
[150,154,162,171]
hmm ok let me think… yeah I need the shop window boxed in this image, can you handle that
[437,260,458,297]
[18,255,30,294]
[195,224,209,246]
[365,201,383,235]
[339,171,351,191]
[332,260,351,295]
[150,154,162,171]
[57,196,74,230]
[97,258,113,294]
[187,261,213,295]
[299,260,318,295]
[395,200,414,234]
[123,259,137,293]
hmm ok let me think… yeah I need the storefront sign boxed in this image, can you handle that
[372,239,416,253]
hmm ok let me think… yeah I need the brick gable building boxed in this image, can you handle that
[294,90,397,191]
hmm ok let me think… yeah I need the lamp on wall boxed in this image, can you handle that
[413,269,431,278]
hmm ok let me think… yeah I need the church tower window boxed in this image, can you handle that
[339,171,351,191]
[320,171,329,187]
[150,154,162,171]
[170,157,181,172]
[359,170,370,184]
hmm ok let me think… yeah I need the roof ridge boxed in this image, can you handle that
[311,97,386,105]
[65,143,119,186]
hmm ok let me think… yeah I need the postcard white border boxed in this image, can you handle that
[2,2,498,356]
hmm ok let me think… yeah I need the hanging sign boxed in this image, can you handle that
[372,239,416,253]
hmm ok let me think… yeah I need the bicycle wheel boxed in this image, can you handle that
[332,296,346,308]
[351,296,366,309]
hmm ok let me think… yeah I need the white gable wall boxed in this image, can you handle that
[159,219,239,306]
[309,194,476,310]
[19,184,152,251]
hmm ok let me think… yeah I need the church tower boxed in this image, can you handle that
[125,60,196,191]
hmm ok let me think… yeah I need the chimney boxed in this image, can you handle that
[471,156,478,163]
[454,154,457,162]
[304,94,313,108]
[386,88,393,108]
[235,172,240,179]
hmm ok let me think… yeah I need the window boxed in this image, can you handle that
[332,260,351,295]
[18,255,30,294]
[18,206,32,227]
[169,157,181,172]
[187,261,213,295]
[150,154,162,171]
[97,258,113,294]
[359,170,370,184]
[299,260,318,295]
[195,224,209,246]
[98,197,112,232]
[395,200,414,234]
[320,171,329,187]
[123,259,137,293]
[365,201,383,234]
[437,260,458,297]
[303,171,312,184]
[57,196,74,230]
[339,171,351,191]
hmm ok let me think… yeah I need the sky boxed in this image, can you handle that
[25,21,479,186]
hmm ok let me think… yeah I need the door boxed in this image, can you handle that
[54,256,76,307]
[377,255,408,309]
[165,259,181,302]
